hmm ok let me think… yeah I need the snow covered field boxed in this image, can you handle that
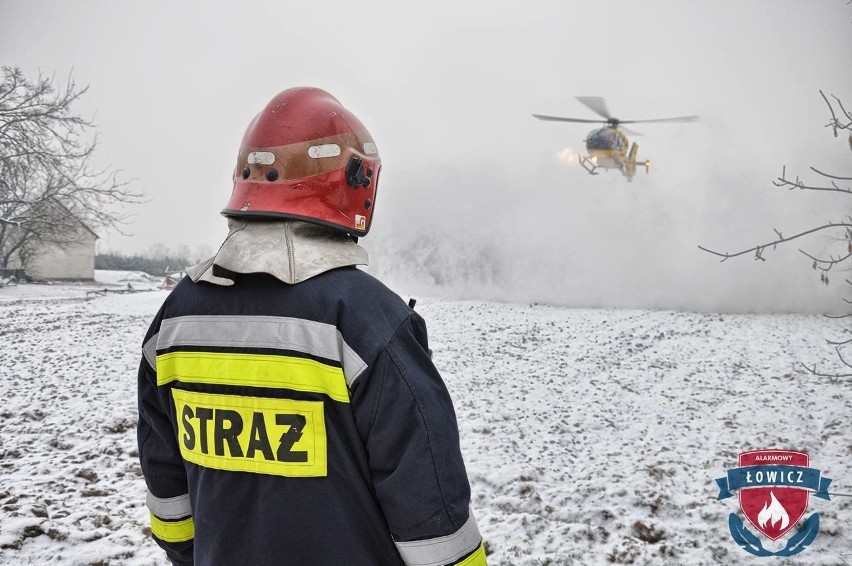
[0,272,850,565]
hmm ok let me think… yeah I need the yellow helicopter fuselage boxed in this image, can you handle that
[582,126,648,181]
[532,97,695,182]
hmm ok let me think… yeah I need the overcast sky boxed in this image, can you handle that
[2,0,851,312]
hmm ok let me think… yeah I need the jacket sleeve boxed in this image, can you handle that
[353,312,487,566]
[137,324,195,566]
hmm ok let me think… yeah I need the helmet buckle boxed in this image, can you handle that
[345,156,372,188]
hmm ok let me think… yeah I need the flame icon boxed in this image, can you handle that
[757,491,790,530]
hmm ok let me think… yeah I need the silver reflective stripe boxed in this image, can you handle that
[337,334,368,387]
[156,315,367,387]
[395,511,482,566]
[146,491,192,520]
[308,144,341,158]
[143,333,158,371]
[248,151,275,165]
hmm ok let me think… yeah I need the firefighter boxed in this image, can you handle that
[137,87,486,566]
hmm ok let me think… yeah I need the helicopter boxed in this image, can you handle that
[533,97,698,181]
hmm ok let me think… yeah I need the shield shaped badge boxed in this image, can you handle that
[737,450,809,540]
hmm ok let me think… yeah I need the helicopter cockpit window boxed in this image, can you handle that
[586,128,625,151]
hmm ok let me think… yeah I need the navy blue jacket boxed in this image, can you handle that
[137,267,485,565]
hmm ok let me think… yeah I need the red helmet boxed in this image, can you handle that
[222,87,381,236]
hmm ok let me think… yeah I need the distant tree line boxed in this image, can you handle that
[96,251,195,276]
[96,241,211,276]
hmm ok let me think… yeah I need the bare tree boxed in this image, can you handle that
[0,66,144,270]
[699,91,852,377]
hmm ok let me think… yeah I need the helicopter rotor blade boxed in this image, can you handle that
[575,96,612,121]
[618,115,700,124]
[620,125,643,136]
[532,114,608,124]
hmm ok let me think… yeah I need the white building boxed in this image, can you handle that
[2,200,99,281]
[25,218,98,280]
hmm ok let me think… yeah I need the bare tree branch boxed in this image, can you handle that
[800,362,852,381]
[0,66,145,271]
[697,222,852,261]
[821,90,852,137]
[700,90,852,380]
[799,247,852,272]
[773,165,852,193]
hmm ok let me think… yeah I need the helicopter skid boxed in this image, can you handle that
[578,155,599,175]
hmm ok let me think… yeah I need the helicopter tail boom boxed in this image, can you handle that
[623,143,651,181]
[625,143,639,181]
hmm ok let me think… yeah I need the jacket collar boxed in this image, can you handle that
[186,219,368,286]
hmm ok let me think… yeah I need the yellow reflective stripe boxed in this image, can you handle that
[156,351,349,403]
[149,513,194,543]
[456,543,486,566]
